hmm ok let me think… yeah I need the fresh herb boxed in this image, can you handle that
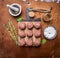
[17,18,23,22]
[41,39,47,45]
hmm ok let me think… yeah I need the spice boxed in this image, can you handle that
[28,11,35,18]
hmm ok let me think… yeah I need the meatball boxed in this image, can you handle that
[34,30,41,38]
[27,22,33,29]
[27,30,33,37]
[26,39,32,46]
[18,22,26,30]
[33,38,41,46]
[34,22,41,29]
[18,38,25,46]
[18,31,26,38]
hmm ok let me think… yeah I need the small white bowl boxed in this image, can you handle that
[9,3,22,16]
[44,26,57,40]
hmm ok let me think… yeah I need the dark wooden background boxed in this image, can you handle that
[0,0,60,58]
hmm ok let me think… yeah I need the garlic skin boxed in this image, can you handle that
[41,0,43,2]
[44,0,53,2]
[40,0,60,3]
[57,0,60,3]
[22,0,26,2]
[34,0,38,1]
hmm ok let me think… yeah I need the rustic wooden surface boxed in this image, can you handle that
[0,0,60,58]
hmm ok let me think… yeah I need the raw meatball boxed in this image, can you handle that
[34,22,41,29]
[18,22,26,30]
[18,31,26,38]
[27,22,33,29]
[34,30,41,38]
[26,39,32,46]
[18,38,25,46]
[33,38,41,46]
[27,30,33,37]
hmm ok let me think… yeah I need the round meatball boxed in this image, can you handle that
[18,39,25,46]
[27,22,33,29]
[19,31,26,38]
[34,30,41,38]
[18,22,26,30]
[26,39,32,46]
[33,38,41,46]
[34,22,41,29]
[27,30,33,37]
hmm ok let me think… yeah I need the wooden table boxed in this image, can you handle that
[0,0,60,58]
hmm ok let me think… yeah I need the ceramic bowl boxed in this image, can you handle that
[9,3,22,16]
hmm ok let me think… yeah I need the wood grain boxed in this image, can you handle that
[0,0,60,58]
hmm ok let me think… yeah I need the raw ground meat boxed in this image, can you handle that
[18,31,26,38]
[27,22,33,29]
[18,22,26,30]
[27,30,33,37]
[34,22,41,29]
[26,39,32,46]
[34,30,41,38]
[33,38,41,46]
[18,38,25,46]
